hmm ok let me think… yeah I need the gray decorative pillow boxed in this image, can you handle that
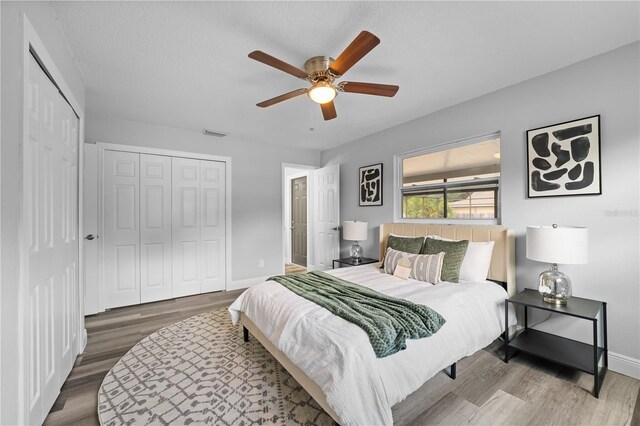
[422,237,469,283]
[383,247,445,284]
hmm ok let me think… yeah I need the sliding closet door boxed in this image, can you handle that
[172,157,201,297]
[140,154,172,303]
[102,151,141,308]
[200,161,226,292]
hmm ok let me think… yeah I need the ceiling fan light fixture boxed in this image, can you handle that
[307,81,337,104]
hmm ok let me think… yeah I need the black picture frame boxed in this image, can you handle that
[526,115,601,198]
[359,163,383,206]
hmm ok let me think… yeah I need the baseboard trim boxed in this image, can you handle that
[609,351,640,379]
[227,275,270,291]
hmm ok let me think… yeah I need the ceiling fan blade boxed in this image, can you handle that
[339,81,399,97]
[248,51,308,79]
[257,88,307,108]
[320,101,337,121]
[328,31,380,77]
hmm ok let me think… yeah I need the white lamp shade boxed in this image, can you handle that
[343,221,368,241]
[526,225,588,265]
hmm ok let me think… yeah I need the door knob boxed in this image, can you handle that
[84,234,97,240]
[330,227,339,231]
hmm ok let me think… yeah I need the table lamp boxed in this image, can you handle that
[526,224,588,305]
[343,221,368,262]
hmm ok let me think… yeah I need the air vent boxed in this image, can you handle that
[202,128,227,138]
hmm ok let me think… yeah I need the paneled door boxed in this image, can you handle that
[200,160,226,293]
[25,54,80,424]
[83,144,99,315]
[102,150,141,308]
[97,151,227,309]
[291,176,308,266]
[312,164,340,270]
[140,154,172,303]
[172,157,201,297]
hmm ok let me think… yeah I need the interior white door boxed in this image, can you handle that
[140,154,173,303]
[102,150,141,308]
[83,144,99,315]
[312,164,340,270]
[200,160,226,292]
[172,157,201,297]
[25,55,80,424]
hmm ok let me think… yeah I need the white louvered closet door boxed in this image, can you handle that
[172,157,202,297]
[102,150,141,308]
[200,160,226,292]
[25,55,80,424]
[140,154,173,303]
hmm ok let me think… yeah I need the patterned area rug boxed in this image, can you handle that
[98,309,334,425]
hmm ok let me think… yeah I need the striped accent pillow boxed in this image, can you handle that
[383,248,445,284]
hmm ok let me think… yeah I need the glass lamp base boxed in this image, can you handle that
[538,263,572,305]
[351,242,362,262]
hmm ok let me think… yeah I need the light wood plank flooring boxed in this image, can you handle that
[285,263,307,274]
[45,291,640,425]
[44,290,244,426]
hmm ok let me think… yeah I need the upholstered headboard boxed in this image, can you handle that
[379,223,516,296]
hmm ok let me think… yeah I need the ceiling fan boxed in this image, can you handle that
[249,31,399,121]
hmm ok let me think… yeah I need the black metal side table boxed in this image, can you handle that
[332,257,378,269]
[504,288,607,398]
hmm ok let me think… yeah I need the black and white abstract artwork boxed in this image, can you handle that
[359,163,383,206]
[527,115,601,198]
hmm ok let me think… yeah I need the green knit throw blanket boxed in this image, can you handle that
[268,271,446,358]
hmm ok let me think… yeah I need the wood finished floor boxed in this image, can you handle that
[285,263,307,274]
[45,290,640,426]
[43,289,244,426]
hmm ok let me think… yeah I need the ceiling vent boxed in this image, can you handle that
[202,128,227,138]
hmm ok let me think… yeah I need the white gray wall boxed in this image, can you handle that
[85,115,321,285]
[321,42,640,373]
[1,2,86,424]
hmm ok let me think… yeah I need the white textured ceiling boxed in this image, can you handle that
[52,1,639,150]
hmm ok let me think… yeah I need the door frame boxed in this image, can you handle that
[18,15,86,425]
[95,142,232,313]
[282,163,317,271]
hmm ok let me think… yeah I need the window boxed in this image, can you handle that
[398,136,500,221]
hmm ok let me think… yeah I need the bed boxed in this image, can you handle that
[229,223,517,425]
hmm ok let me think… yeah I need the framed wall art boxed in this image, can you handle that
[359,163,383,206]
[526,115,601,198]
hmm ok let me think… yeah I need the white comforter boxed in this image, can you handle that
[229,264,516,426]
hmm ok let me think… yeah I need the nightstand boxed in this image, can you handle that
[504,288,608,397]
[332,257,378,269]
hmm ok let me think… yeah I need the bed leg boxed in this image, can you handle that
[444,363,456,380]
[243,326,249,342]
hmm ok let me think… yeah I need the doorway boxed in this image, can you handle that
[291,176,308,267]
[282,163,340,273]
[282,164,314,273]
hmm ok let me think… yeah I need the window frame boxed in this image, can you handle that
[393,132,502,225]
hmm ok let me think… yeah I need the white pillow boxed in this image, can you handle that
[430,236,495,282]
